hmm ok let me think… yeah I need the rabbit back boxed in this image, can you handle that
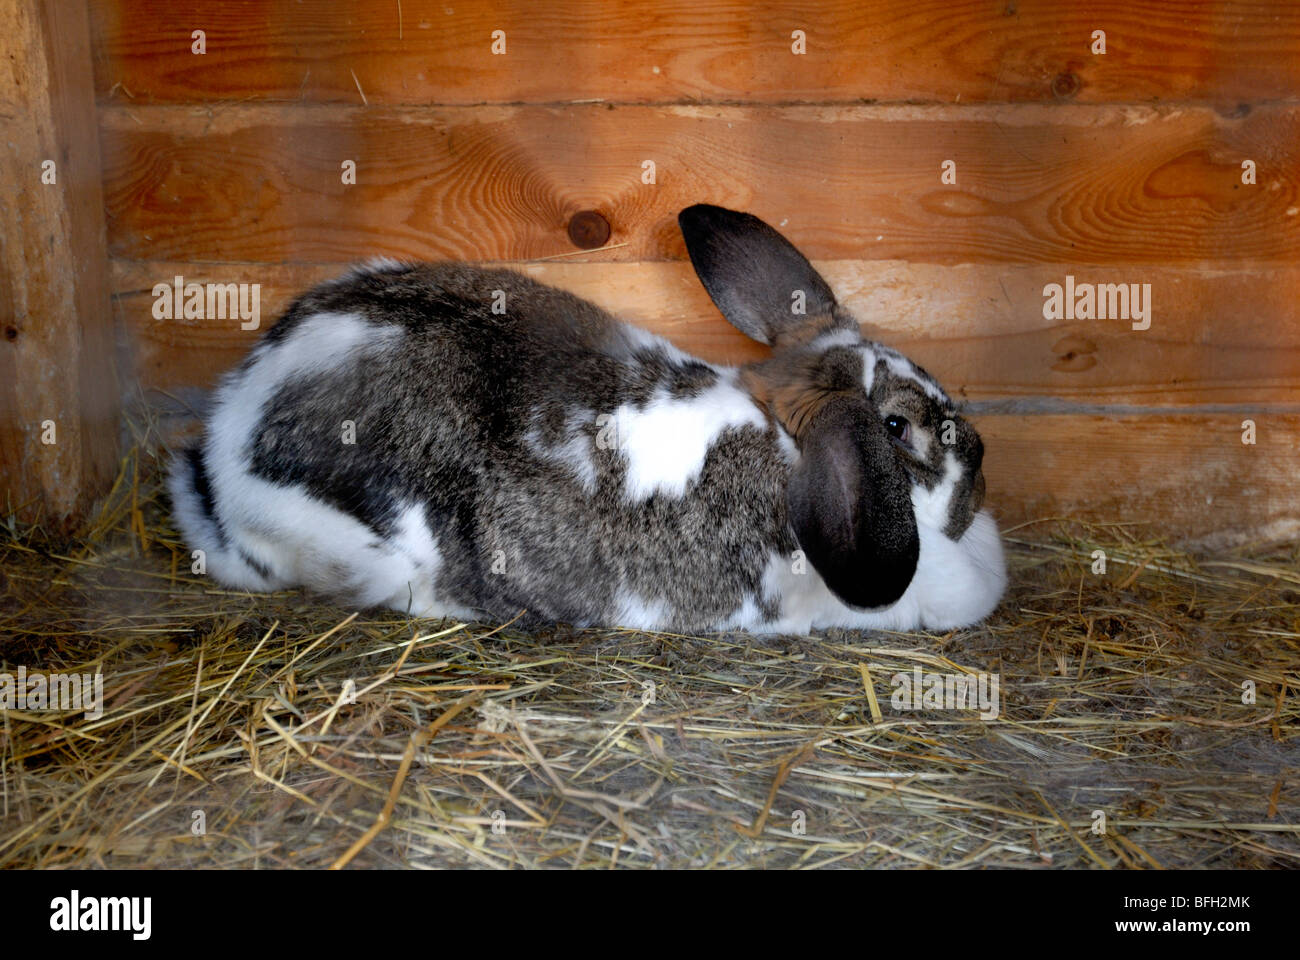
[170,261,798,627]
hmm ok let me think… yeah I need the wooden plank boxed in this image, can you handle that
[98,103,1300,266]
[0,0,119,522]
[89,0,1300,106]
[111,260,1300,407]
[976,414,1300,548]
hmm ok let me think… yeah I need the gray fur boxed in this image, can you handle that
[865,356,985,540]
[172,206,996,632]
[245,262,795,630]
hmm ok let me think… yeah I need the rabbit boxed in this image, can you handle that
[168,204,1006,634]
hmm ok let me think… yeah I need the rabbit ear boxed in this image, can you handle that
[678,204,848,347]
[786,393,919,609]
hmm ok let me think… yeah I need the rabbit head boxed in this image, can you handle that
[679,204,987,612]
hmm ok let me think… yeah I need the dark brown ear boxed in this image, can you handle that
[678,204,847,347]
[786,394,919,609]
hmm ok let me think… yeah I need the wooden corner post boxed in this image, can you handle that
[0,0,119,525]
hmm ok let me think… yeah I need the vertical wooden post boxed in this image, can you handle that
[0,0,119,524]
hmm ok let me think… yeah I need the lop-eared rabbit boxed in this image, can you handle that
[169,205,1006,633]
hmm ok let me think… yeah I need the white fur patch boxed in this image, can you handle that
[176,311,472,620]
[378,502,474,617]
[719,593,765,630]
[774,427,799,464]
[614,322,696,366]
[876,348,948,404]
[345,256,408,279]
[910,452,962,529]
[809,328,862,350]
[745,501,1006,634]
[524,412,599,494]
[857,343,877,393]
[910,509,1006,629]
[609,588,670,630]
[611,372,767,502]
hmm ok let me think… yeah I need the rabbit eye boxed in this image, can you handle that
[885,415,911,443]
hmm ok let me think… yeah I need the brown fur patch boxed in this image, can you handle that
[769,311,848,350]
[741,346,864,441]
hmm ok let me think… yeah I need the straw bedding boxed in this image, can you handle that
[1,430,1297,869]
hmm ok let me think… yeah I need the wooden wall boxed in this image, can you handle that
[0,0,118,524]
[89,0,1300,545]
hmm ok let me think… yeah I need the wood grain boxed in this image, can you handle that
[111,259,1300,407]
[98,103,1300,267]
[78,1,1300,545]
[108,263,1300,545]
[89,0,1300,106]
[976,414,1300,548]
[0,0,119,522]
